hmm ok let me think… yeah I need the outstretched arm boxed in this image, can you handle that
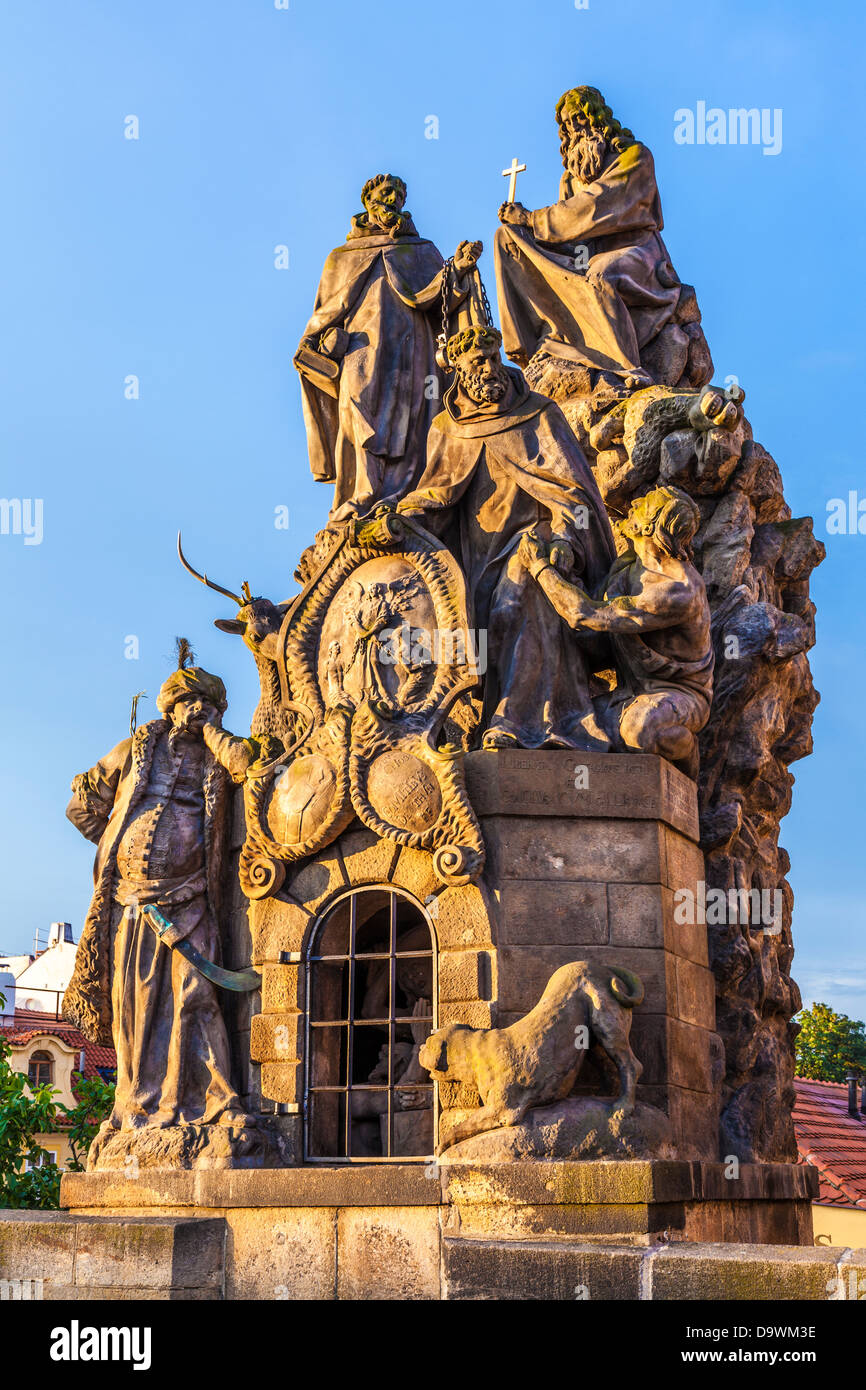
[202,723,263,783]
[518,533,689,634]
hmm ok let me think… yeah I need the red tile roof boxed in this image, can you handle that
[0,1013,116,1081]
[794,1077,866,1210]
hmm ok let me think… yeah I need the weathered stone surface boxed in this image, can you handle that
[438,1079,482,1110]
[608,883,708,965]
[336,1206,440,1300]
[261,962,304,1014]
[249,893,312,965]
[466,750,698,839]
[287,853,347,918]
[483,815,666,884]
[433,882,497,949]
[674,955,716,1028]
[61,1170,200,1209]
[497,944,672,1016]
[439,1158,696,1205]
[444,1238,643,1300]
[631,1015,718,1094]
[336,826,399,887]
[250,1011,302,1063]
[62,1164,441,1210]
[389,844,440,902]
[439,1000,494,1030]
[661,826,706,894]
[683,1198,814,1246]
[648,1242,839,1301]
[0,1211,77,1283]
[0,1213,224,1294]
[85,1121,282,1173]
[664,1085,721,1163]
[223,1207,335,1300]
[439,1097,674,1163]
[443,1199,685,1242]
[73,1216,225,1290]
[498,880,609,946]
[260,1060,302,1105]
[438,949,492,1003]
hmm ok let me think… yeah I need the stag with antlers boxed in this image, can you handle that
[177,533,303,747]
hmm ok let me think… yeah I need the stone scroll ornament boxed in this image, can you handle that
[178,510,485,899]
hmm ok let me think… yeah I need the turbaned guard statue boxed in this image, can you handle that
[63,642,273,1166]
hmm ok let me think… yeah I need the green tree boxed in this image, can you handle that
[0,991,115,1208]
[794,1001,866,1082]
[64,1073,115,1171]
[0,1015,60,1208]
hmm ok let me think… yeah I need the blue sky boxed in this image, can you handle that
[0,0,863,1019]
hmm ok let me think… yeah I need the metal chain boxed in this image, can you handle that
[438,252,494,364]
[439,256,454,350]
[478,271,493,328]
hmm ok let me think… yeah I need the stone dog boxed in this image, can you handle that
[419,961,645,1150]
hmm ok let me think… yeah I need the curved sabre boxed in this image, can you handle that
[141,904,262,993]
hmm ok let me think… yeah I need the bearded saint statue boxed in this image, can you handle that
[295,172,482,522]
[63,642,263,1141]
[494,86,688,393]
[397,325,616,751]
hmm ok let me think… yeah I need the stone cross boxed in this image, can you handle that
[501,156,527,204]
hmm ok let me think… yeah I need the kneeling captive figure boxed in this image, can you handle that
[519,485,713,777]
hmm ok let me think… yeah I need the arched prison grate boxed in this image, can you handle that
[304,886,437,1162]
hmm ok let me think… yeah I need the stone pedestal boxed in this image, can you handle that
[239,751,720,1159]
[0,752,817,1301]
[465,750,721,1157]
[0,1161,821,1300]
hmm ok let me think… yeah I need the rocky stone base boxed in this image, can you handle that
[87,1119,287,1172]
[440,1097,675,1162]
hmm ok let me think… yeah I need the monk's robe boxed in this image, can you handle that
[494,143,681,384]
[296,218,469,521]
[398,372,616,750]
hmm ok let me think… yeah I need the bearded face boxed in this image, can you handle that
[364,179,409,234]
[564,120,609,185]
[455,348,511,405]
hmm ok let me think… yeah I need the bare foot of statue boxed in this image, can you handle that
[688,386,744,433]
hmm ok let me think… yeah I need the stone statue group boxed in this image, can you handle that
[61,86,719,1164]
[294,84,714,772]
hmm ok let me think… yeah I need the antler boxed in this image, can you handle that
[177,531,245,606]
